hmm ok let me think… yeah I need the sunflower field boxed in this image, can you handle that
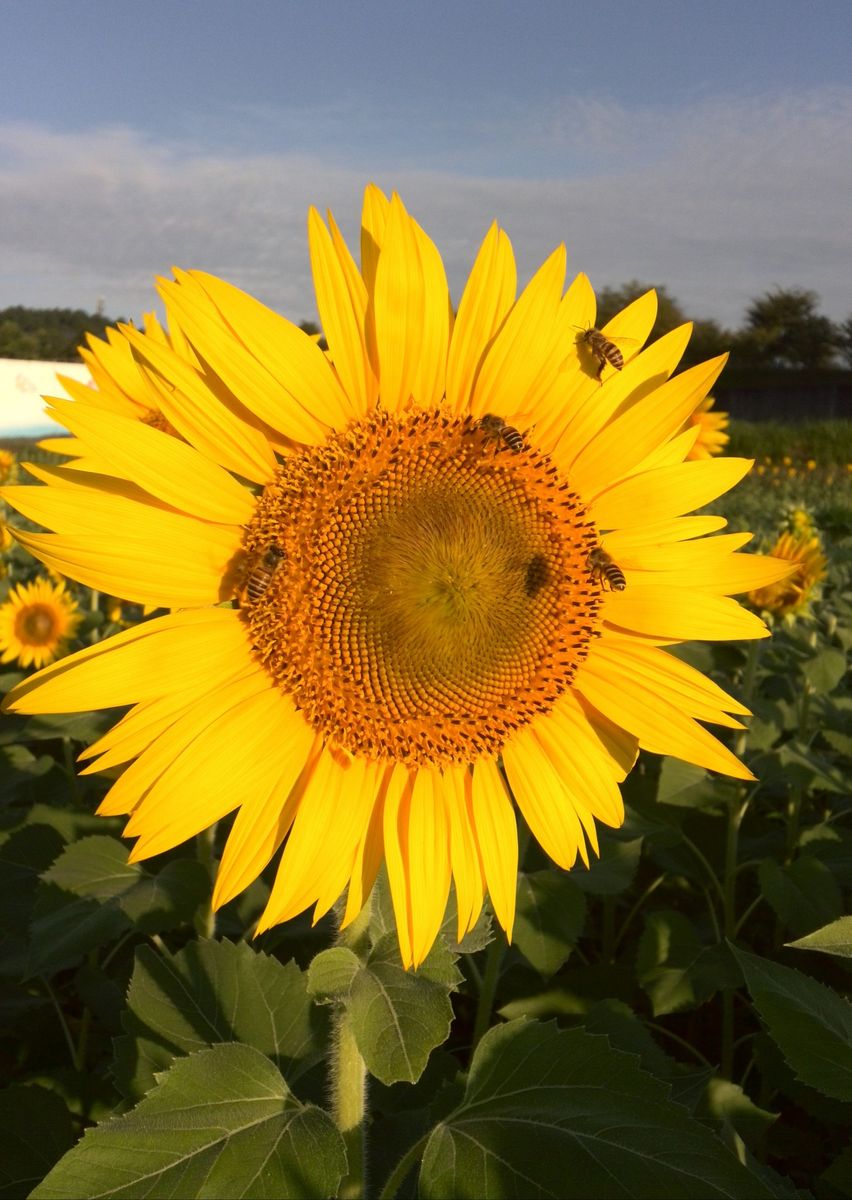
[1,205,852,1199]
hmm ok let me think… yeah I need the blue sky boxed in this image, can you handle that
[1,0,851,330]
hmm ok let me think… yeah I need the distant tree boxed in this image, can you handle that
[593,281,735,368]
[0,306,124,360]
[595,280,687,337]
[837,314,852,369]
[737,288,839,369]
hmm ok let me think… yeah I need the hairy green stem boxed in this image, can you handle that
[331,898,372,1200]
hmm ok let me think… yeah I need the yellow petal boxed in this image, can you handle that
[590,458,753,529]
[570,355,728,496]
[258,750,379,930]
[308,207,375,416]
[100,669,274,819]
[3,609,250,714]
[470,245,566,421]
[556,323,692,468]
[445,222,516,414]
[7,523,238,610]
[213,721,320,909]
[407,769,452,966]
[470,757,518,939]
[503,729,588,869]
[443,764,485,940]
[575,648,754,780]
[604,586,770,641]
[119,324,278,484]
[159,274,332,443]
[342,765,390,928]
[381,765,416,966]
[44,397,254,525]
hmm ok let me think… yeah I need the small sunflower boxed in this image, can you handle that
[748,530,827,621]
[0,576,82,669]
[2,186,792,967]
[684,395,729,460]
[0,449,17,486]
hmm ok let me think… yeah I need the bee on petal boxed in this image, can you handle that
[587,545,626,591]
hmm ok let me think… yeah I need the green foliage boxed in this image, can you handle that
[740,288,840,369]
[0,306,124,362]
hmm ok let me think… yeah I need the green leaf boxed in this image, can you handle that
[803,647,847,694]
[118,859,210,932]
[306,946,361,1003]
[0,1085,73,1200]
[787,915,852,958]
[348,932,460,1086]
[0,744,55,803]
[822,1143,852,1194]
[758,857,843,938]
[699,1078,777,1142]
[114,939,324,1101]
[418,1020,782,1199]
[732,945,852,1102]
[0,824,66,978]
[513,871,586,977]
[637,910,722,1017]
[655,759,717,809]
[32,1043,346,1200]
[571,836,643,895]
[582,1000,711,1113]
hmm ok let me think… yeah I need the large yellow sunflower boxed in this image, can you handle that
[684,395,730,460]
[0,576,82,669]
[1,187,792,967]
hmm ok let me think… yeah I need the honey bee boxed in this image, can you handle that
[587,546,626,591]
[476,413,526,453]
[244,544,285,604]
[578,327,625,381]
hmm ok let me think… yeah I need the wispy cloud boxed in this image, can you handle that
[1,86,851,328]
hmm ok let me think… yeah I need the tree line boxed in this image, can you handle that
[0,288,850,371]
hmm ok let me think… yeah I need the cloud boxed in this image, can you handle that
[1,86,851,328]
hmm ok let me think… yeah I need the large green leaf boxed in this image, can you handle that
[0,1085,73,1199]
[32,1043,346,1200]
[418,1020,784,1198]
[113,939,325,1101]
[513,870,586,977]
[732,945,852,1102]
[348,932,460,1086]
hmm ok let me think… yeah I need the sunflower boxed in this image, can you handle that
[0,576,82,669]
[0,449,17,486]
[684,394,730,460]
[1,187,793,967]
[748,530,827,621]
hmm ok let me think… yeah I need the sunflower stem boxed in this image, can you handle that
[785,684,812,863]
[721,796,748,1080]
[471,934,505,1051]
[61,736,80,803]
[331,897,372,1200]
